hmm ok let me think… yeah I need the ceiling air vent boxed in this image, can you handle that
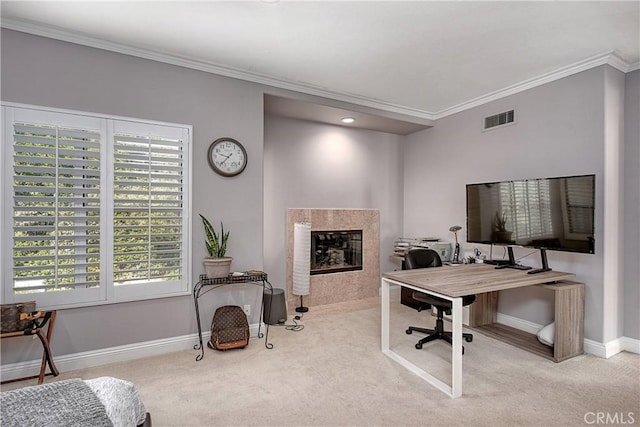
[483,109,515,131]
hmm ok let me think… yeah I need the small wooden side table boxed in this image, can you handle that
[1,310,60,384]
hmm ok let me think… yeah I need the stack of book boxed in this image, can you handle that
[393,237,440,256]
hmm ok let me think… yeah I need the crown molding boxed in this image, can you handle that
[1,19,634,123]
[607,51,636,73]
[0,18,435,120]
[432,51,633,120]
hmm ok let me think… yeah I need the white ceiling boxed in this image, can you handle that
[1,1,639,126]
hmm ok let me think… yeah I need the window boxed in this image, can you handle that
[2,104,192,309]
[499,179,553,241]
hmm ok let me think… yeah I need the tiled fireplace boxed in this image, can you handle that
[286,209,380,309]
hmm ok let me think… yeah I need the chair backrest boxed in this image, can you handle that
[404,249,442,269]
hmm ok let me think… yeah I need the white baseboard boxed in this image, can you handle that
[496,312,544,335]
[594,336,640,358]
[1,323,263,383]
[584,337,634,359]
[583,339,609,358]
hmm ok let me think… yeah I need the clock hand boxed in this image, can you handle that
[219,153,232,165]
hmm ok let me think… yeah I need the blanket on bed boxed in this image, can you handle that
[85,376,148,426]
[0,378,113,427]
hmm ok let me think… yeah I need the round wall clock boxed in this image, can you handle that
[207,137,248,177]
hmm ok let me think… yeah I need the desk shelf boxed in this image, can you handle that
[471,323,555,360]
[468,280,584,362]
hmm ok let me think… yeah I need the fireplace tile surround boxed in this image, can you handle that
[286,209,380,310]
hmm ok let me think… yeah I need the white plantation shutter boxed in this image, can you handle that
[112,131,185,288]
[2,104,191,309]
[12,122,102,293]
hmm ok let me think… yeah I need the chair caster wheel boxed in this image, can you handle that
[415,343,423,350]
[406,329,412,335]
[465,336,473,343]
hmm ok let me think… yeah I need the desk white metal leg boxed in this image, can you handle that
[381,278,390,351]
[451,297,462,398]
[381,277,463,398]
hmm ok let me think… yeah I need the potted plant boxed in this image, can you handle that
[200,214,232,279]
[493,211,513,243]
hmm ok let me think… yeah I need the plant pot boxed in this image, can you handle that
[203,257,233,279]
[494,231,513,243]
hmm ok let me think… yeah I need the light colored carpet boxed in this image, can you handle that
[3,294,639,426]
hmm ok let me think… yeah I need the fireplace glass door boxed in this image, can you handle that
[310,230,363,275]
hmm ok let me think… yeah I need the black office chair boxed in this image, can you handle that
[404,249,475,354]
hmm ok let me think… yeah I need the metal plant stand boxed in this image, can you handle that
[193,272,274,361]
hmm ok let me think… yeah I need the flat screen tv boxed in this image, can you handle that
[466,174,595,273]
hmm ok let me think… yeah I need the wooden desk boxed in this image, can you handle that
[381,264,583,398]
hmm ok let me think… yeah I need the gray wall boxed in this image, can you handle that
[1,29,267,362]
[263,114,404,294]
[403,67,608,341]
[624,70,640,340]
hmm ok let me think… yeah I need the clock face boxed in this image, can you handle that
[207,137,247,177]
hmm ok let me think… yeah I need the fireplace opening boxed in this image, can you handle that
[311,230,363,275]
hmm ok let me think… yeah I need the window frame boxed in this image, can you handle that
[2,102,193,310]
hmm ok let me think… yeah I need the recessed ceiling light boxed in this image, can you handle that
[341,117,356,124]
